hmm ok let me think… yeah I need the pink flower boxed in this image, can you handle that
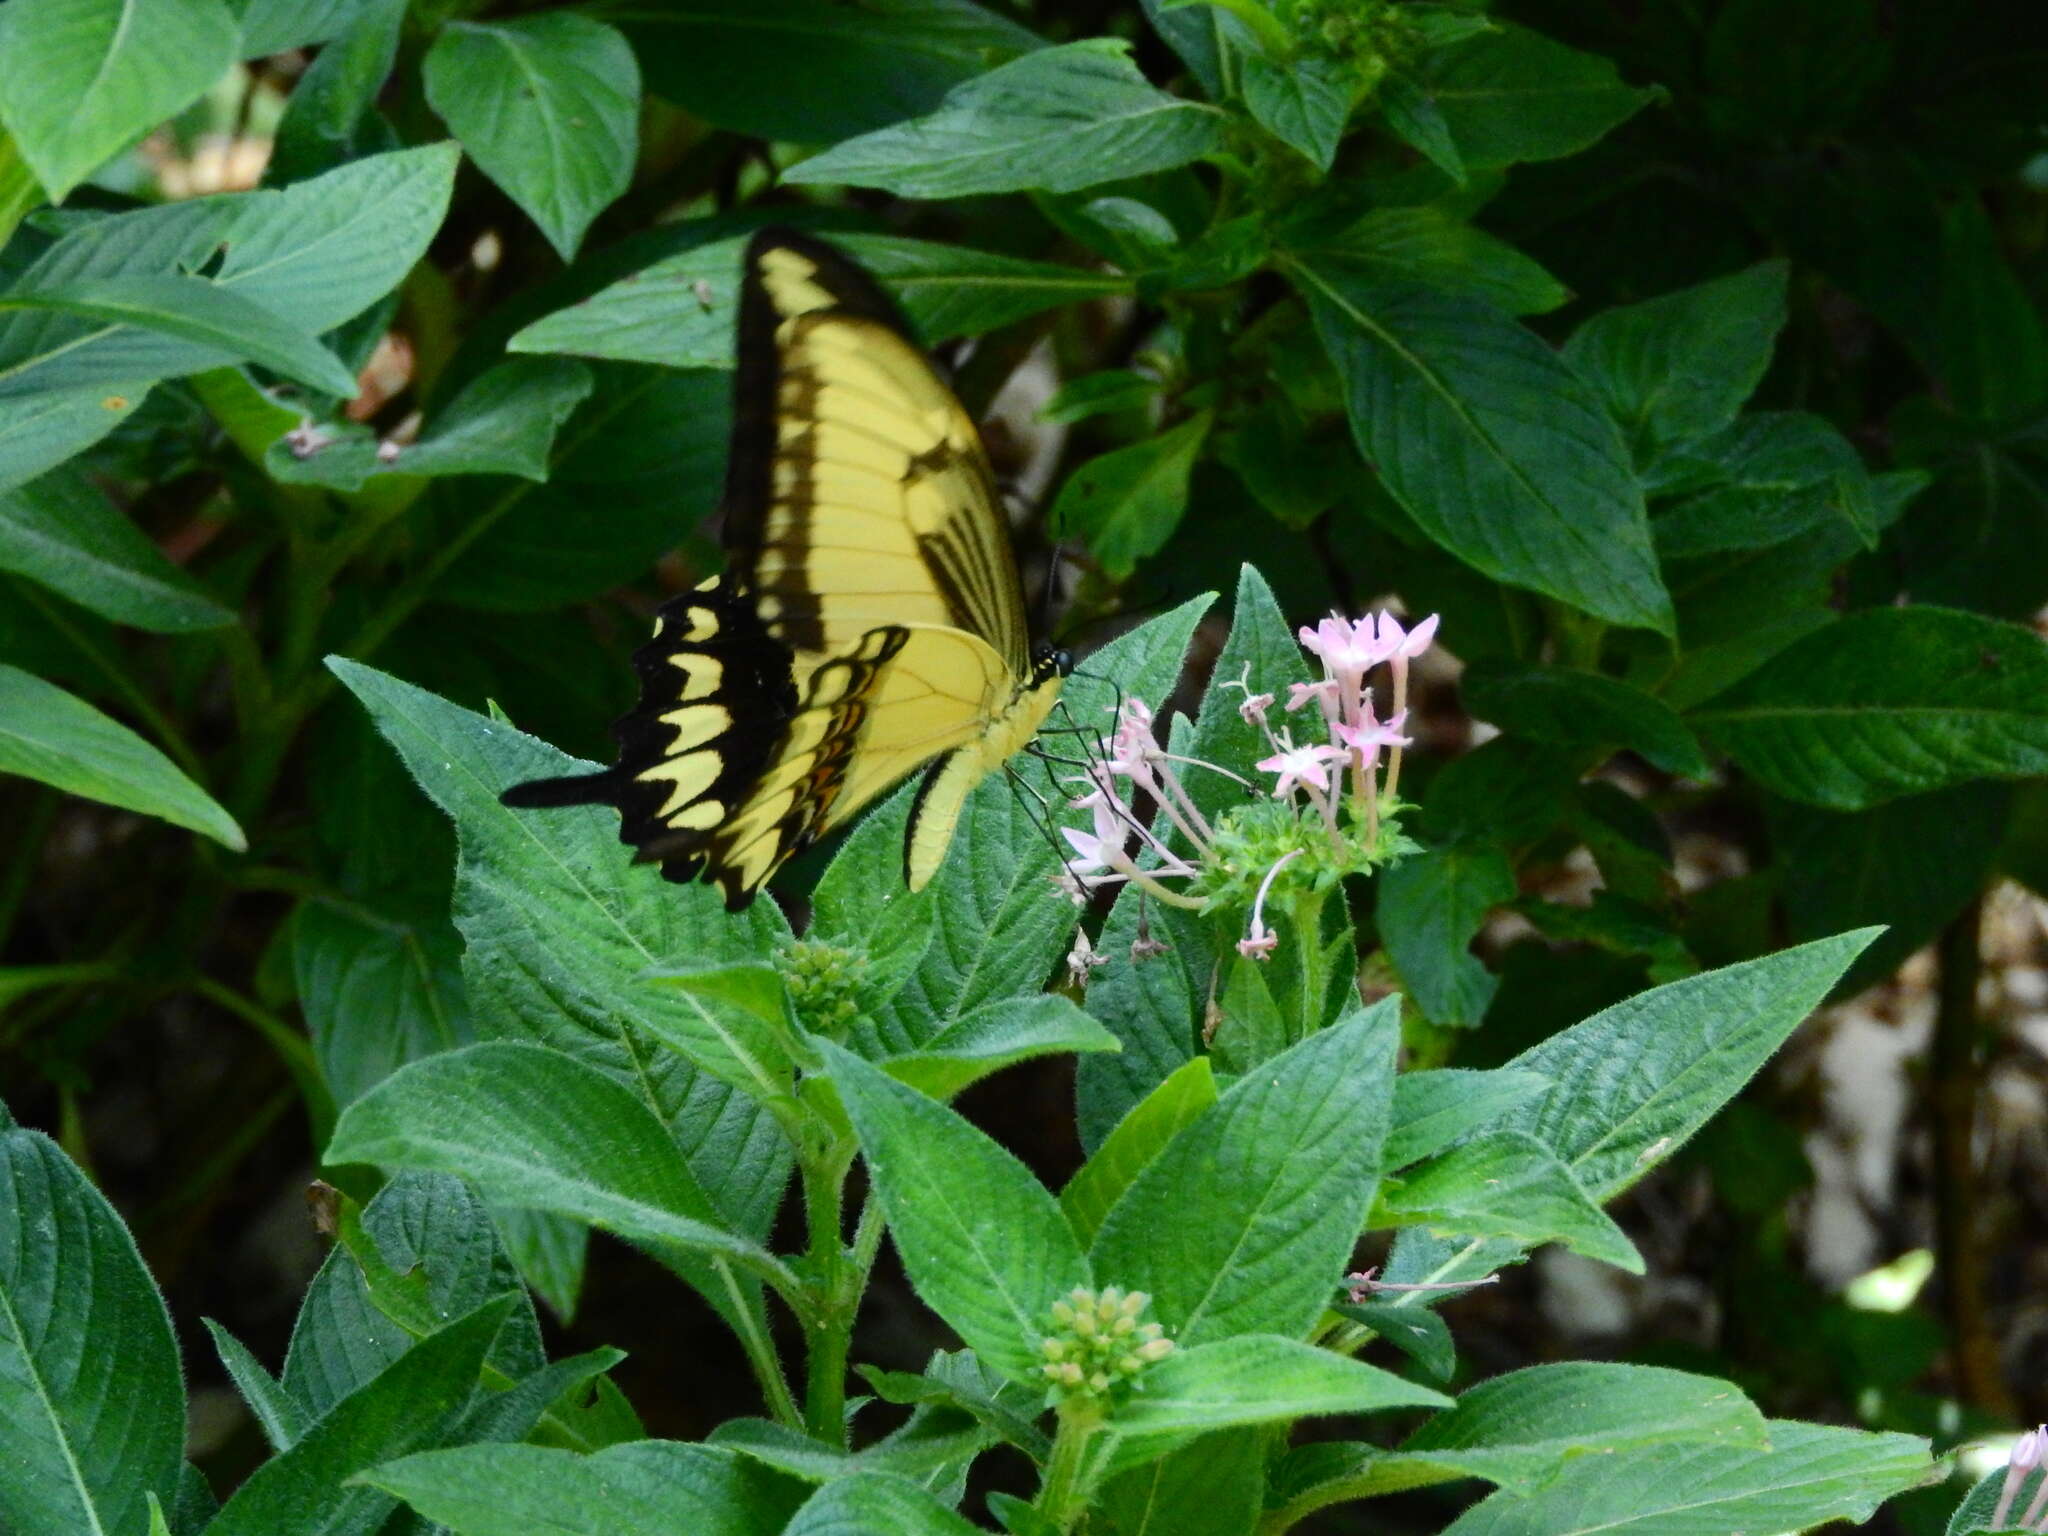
[1237,848,1302,961]
[1335,708,1411,757]
[1298,614,1393,673]
[1286,678,1338,714]
[1256,743,1343,799]
[1108,697,1156,781]
[1237,691,1275,727]
[1376,611,1439,661]
[1058,794,1129,889]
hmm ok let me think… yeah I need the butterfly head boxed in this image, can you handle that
[1033,641,1075,686]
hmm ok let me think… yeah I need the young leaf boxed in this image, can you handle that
[1105,1335,1449,1474]
[0,468,234,632]
[1690,607,2048,810]
[204,1319,310,1453]
[1062,1056,1218,1246]
[364,1440,809,1536]
[0,1127,184,1536]
[784,40,1226,199]
[424,16,639,261]
[620,0,1041,145]
[1437,1420,1928,1536]
[1297,261,1671,634]
[205,1297,516,1536]
[328,660,793,1241]
[1416,23,1657,170]
[0,664,244,849]
[511,232,1128,370]
[820,1039,1090,1381]
[1375,1130,1642,1271]
[1562,262,1789,464]
[325,1042,799,1294]
[880,994,1121,1100]
[1050,412,1212,579]
[1377,844,1516,1028]
[1039,368,1162,425]
[1091,999,1399,1347]
[1460,661,1709,777]
[0,0,238,200]
[1242,50,1353,171]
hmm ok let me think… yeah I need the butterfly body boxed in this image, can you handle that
[502,230,1067,908]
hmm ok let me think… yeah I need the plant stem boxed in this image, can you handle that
[713,1257,804,1431]
[801,1152,852,1445]
[1035,1398,1111,1532]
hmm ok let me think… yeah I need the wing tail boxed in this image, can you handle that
[499,770,621,809]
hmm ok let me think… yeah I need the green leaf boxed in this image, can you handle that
[1386,1067,1550,1170]
[1501,929,1879,1203]
[235,0,360,57]
[204,1319,309,1453]
[326,1042,799,1295]
[1769,784,2008,998]
[1650,412,1873,557]
[1331,1299,1456,1381]
[0,273,360,397]
[1438,1419,1928,1536]
[622,0,1042,145]
[364,1440,808,1536]
[1378,71,1466,184]
[784,1472,986,1536]
[267,0,403,183]
[265,357,595,491]
[1376,1130,1641,1271]
[1050,412,1212,579]
[0,663,244,848]
[281,1172,545,1420]
[1074,884,1204,1154]
[859,1349,1051,1463]
[0,1128,184,1536]
[511,232,1127,369]
[1935,197,2048,424]
[1416,23,1657,170]
[637,962,801,1100]
[1062,1056,1217,1247]
[1092,1000,1398,1347]
[1097,1431,1265,1536]
[1298,261,1671,634]
[1040,368,1163,425]
[328,659,793,1243]
[784,40,1226,199]
[1948,1459,2048,1536]
[1140,0,1255,101]
[820,1039,1090,1381]
[1105,1336,1449,1475]
[292,897,471,1109]
[1562,262,1788,467]
[1377,844,1516,1028]
[0,380,145,495]
[1691,607,2048,810]
[1291,205,1568,316]
[1460,660,1709,777]
[881,994,1121,1100]
[0,468,233,631]
[424,16,639,261]
[205,1297,515,1536]
[0,0,238,200]
[1242,50,1353,171]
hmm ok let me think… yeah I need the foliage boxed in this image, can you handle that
[1,0,2042,1531]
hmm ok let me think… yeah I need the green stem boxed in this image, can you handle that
[715,1257,804,1431]
[1035,1399,1112,1532]
[801,1152,852,1445]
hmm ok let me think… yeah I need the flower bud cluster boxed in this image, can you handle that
[1037,1286,1174,1403]
[775,938,868,1039]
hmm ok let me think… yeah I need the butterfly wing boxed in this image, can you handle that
[503,229,1060,909]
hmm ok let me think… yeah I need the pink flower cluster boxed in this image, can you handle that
[1055,607,1439,967]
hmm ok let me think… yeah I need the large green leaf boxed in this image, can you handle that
[1050,412,1212,579]
[1298,261,1671,634]
[512,231,1126,368]
[1091,1000,1398,1347]
[784,40,1226,199]
[365,1441,807,1536]
[1460,660,1709,777]
[0,663,244,848]
[782,1473,986,1536]
[424,16,638,261]
[1376,1130,1640,1271]
[0,468,233,631]
[0,379,145,496]
[1650,412,1875,556]
[620,0,1041,145]
[1377,843,1516,1028]
[821,1040,1090,1382]
[1562,262,1789,466]
[1292,205,1569,316]
[0,0,238,200]
[328,659,794,1242]
[0,1128,184,1536]
[1691,606,2048,810]
[1415,22,1657,170]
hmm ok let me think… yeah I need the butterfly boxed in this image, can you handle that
[501,228,1071,910]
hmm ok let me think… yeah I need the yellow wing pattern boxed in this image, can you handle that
[502,229,1066,909]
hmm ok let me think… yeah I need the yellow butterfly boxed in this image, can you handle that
[502,229,1070,909]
